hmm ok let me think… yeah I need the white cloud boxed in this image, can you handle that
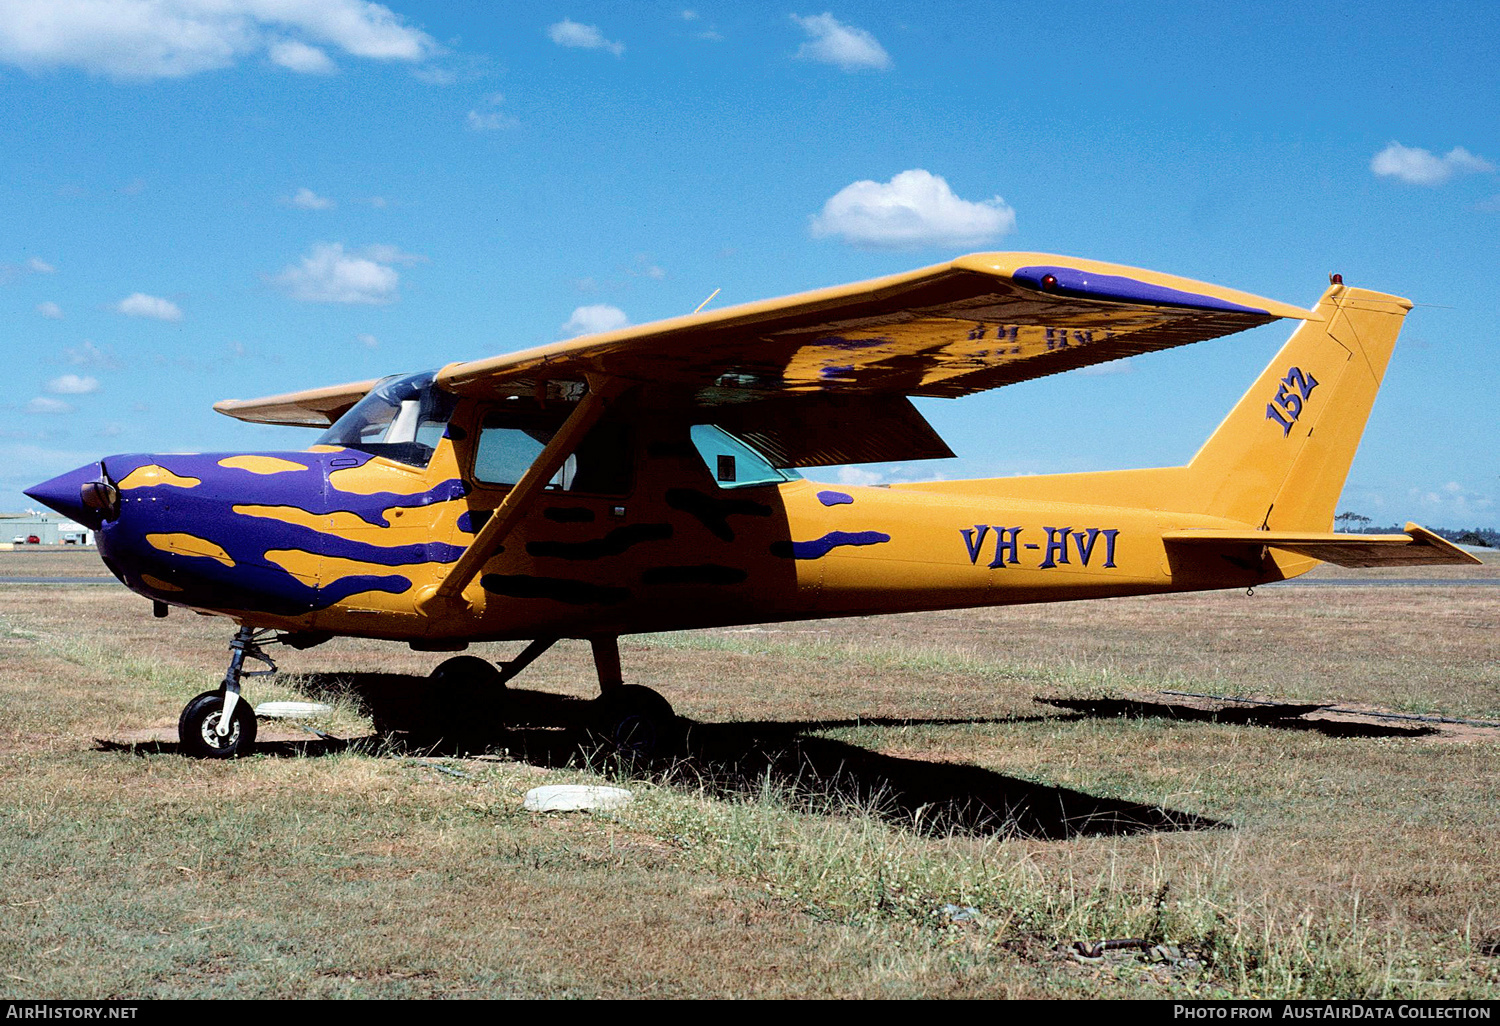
[467,93,518,131]
[269,39,335,74]
[809,169,1017,250]
[27,257,55,273]
[64,340,119,369]
[561,304,629,338]
[271,242,406,305]
[1371,142,1495,186]
[630,253,665,279]
[547,19,624,57]
[1078,357,1135,376]
[0,0,436,81]
[36,301,62,319]
[791,13,889,71]
[116,292,183,321]
[357,243,424,265]
[99,423,124,438]
[1406,481,1494,518]
[820,465,949,487]
[355,332,379,348]
[1476,194,1500,213]
[26,397,74,415]
[289,186,333,209]
[46,373,98,395]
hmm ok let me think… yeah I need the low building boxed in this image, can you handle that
[0,511,93,546]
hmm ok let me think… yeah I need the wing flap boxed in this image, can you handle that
[1163,523,1482,567]
[712,395,955,468]
[214,378,379,428]
[436,253,1314,407]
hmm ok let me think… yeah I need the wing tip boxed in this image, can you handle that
[949,252,1316,321]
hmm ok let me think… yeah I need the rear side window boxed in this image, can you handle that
[689,424,799,489]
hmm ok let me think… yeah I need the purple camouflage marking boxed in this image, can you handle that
[87,449,468,616]
[1013,266,1269,315]
[773,530,891,560]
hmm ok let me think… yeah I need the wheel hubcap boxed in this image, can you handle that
[200,711,239,749]
[614,715,656,754]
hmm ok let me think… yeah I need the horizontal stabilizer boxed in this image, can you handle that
[1162,522,1482,568]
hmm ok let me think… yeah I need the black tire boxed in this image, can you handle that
[417,656,506,749]
[592,685,679,760]
[178,690,257,759]
[429,655,506,690]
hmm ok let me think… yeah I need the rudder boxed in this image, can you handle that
[1184,284,1412,531]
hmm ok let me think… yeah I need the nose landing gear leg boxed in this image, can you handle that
[177,626,277,758]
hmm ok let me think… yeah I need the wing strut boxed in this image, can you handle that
[417,377,629,616]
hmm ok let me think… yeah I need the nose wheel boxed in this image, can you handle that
[177,625,277,759]
[178,690,257,758]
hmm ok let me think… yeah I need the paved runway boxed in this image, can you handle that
[1,575,1496,587]
[0,576,120,585]
[1266,578,1500,587]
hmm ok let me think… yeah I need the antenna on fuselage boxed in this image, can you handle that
[692,288,721,315]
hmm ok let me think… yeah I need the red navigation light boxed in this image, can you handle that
[1329,272,1343,285]
[1040,273,1058,290]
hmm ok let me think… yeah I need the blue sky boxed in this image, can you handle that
[2,1,1496,526]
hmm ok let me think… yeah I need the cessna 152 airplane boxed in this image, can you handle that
[26,253,1477,758]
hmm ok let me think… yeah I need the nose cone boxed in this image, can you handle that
[25,462,104,527]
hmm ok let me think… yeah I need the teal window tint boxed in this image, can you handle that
[689,424,800,489]
[473,422,553,487]
[472,406,632,494]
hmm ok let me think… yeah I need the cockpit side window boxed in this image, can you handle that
[471,401,632,495]
[315,371,457,469]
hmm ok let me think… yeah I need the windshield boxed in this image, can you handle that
[315,370,457,468]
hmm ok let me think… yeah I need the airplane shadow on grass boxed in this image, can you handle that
[322,672,1239,841]
[1036,697,1437,740]
[99,670,1427,841]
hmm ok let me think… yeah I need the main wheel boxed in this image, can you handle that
[593,685,679,760]
[416,656,507,749]
[430,655,506,690]
[178,690,257,759]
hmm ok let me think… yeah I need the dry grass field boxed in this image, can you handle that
[1,549,1497,998]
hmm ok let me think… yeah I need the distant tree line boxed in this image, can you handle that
[1334,511,1497,548]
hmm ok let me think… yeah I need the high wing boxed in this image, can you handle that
[436,252,1314,404]
[214,254,1313,461]
[214,378,380,428]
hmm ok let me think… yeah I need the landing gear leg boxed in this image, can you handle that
[177,625,276,758]
[589,636,679,759]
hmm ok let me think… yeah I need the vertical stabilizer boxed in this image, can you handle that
[1184,284,1412,530]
